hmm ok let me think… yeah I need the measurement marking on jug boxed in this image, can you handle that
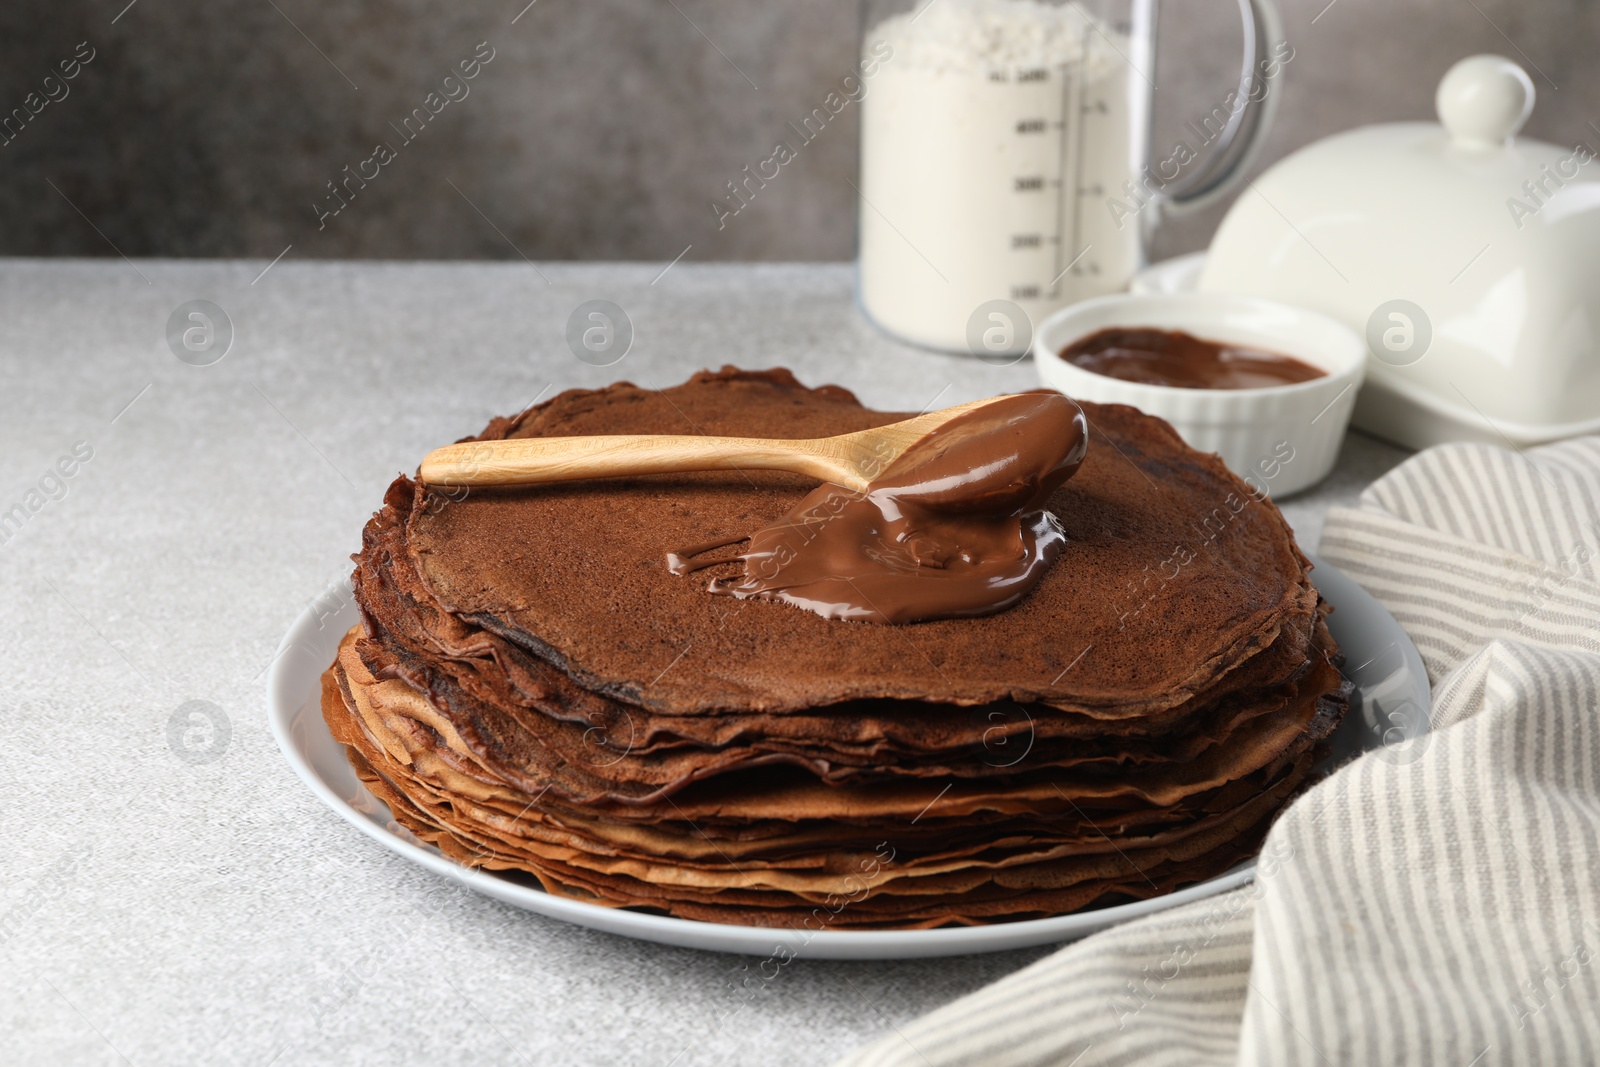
[1014,176,1046,192]
[1048,244,1093,288]
[1049,44,1078,298]
[1065,26,1093,293]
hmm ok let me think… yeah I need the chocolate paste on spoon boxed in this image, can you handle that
[668,392,1088,624]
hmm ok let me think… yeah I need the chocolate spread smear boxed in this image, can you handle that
[669,392,1089,624]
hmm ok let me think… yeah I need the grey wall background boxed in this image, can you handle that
[0,0,1592,264]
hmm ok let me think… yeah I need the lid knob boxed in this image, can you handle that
[1436,54,1534,150]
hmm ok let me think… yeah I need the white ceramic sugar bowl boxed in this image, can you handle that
[1198,54,1600,450]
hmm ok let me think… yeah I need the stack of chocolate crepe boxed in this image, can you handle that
[322,367,1349,928]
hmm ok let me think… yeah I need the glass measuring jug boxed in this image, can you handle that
[857,0,1284,355]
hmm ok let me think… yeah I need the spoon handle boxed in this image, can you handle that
[419,435,856,488]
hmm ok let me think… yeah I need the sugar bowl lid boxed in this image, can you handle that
[1198,55,1600,450]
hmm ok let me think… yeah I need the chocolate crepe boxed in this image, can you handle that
[322,367,1348,927]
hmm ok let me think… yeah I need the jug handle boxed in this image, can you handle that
[1158,0,1285,217]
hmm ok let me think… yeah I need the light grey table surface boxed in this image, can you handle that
[0,259,1409,1067]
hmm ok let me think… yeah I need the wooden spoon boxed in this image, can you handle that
[418,396,1006,492]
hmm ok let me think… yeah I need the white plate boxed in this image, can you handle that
[267,554,1428,959]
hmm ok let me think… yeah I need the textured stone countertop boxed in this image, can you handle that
[0,259,1408,1066]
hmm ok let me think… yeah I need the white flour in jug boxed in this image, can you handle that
[859,0,1140,352]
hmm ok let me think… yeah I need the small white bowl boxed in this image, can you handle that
[1034,293,1366,498]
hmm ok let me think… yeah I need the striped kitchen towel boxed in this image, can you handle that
[835,435,1600,1067]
